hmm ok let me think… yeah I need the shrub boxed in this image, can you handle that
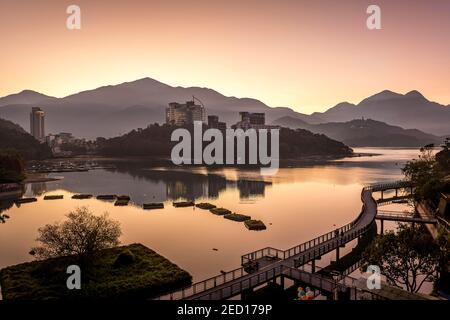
[114,250,136,267]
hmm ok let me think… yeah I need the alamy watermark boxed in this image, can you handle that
[66,265,81,289]
[66,5,81,30]
[366,265,381,289]
[170,121,280,176]
[64,4,380,31]
[367,5,382,30]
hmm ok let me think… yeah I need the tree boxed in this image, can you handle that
[402,146,436,188]
[402,145,449,206]
[0,150,25,183]
[361,224,440,293]
[435,138,450,174]
[434,228,450,293]
[30,207,121,261]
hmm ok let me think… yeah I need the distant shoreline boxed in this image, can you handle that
[27,153,363,171]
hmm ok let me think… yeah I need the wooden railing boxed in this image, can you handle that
[377,210,435,220]
[193,266,283,300]
[154,181,400,301]
[191,264,360,300]
[155,266,247,300]
[367,180,413,192]
[241,187,371,266]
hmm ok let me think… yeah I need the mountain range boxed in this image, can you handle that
[272,117,442,147]
[0,77,448,139]
[305,90,450,136]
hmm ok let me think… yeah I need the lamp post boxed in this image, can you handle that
[330,270,340,300]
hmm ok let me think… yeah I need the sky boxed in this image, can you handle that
[1,0,449,113]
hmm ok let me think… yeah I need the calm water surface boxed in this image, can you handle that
[0,148,422,282]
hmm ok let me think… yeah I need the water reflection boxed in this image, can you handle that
[23,164,271,204]
[30,182,47,196]
[0,201,14,223]
[0,147,425,284]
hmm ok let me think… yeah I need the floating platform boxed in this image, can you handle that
[96,195,117,200]
[173,201,195,208]
[143,203,164,210]
[43,195,64,200]
[72,194,93,199]
[14,197,37,204]
[210,208,232,216]
[114,199,129,206]
[195,203,216,210]
[244,219,267,231]
[116,195,131,201]
[224,213,251,222]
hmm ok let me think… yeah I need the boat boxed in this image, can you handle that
[116,195,131,201]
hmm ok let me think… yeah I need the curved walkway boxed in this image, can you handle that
[156,181,404,300]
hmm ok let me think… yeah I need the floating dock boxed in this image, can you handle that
[96,195,116,200]
[72,194,93,199]
[195,203,216,210]
[210,208,231,216]
[173,201,195,208]
[244,219,267,230]
[14,198,37,204]
[224,213,251,222]
[143,203,164,210]
[43,195,64,200]
[114,199,129,206]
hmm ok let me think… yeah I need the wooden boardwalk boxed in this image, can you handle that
[155,181,410,300]
[376,195,412,206]
[376,210,437,224]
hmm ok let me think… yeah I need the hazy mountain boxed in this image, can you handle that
[0,118,52,159]
[272,117,442,147]
[0,90,56,107]
[0,78,309,138]
[306,90,450,136]
[0,79,448,138]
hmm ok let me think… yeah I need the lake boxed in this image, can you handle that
[0,148,422,284]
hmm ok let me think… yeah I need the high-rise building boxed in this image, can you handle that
[166,99,206,126]
[207,115,219,127]
[30,107,45,141]
[232,112,279,130]
[239,112,266,125]
[207,115,227,131]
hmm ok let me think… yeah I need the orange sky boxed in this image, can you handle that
[1,0,449,113]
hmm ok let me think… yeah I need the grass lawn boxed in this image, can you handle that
[0,243,192,300]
